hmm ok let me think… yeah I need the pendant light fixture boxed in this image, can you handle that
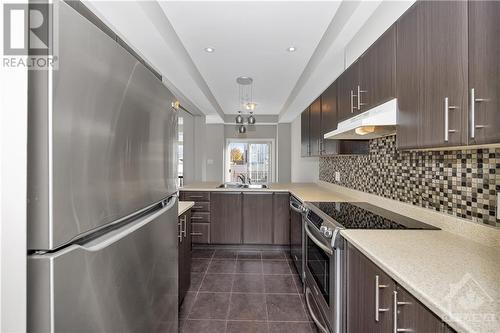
[247,112,256,125]
[235,76,257,133]
[235,111,243,124]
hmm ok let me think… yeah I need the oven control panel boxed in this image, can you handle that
[319,225,333,239]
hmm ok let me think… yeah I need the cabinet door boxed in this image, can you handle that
[347,243,395,333]
[242,192,273,244]
[360,25,396,112]
[395,285,445,333]
[468,0,500,145]
[301,108,310,157]
[396,2,423,149]
[273,192,290,245]
[191,223,210,244]
[338,60,360,122]
[309,98,322,156]
[421,0,468,148]
[210,192,242,244]
[320,81,339,155]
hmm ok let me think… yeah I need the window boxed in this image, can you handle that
[225,139,274,184]
[177,116,183,187]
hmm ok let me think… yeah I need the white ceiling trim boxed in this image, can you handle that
[278,0,382,123]
[138,1,225,121]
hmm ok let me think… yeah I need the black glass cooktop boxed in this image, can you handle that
[308,202,439,230]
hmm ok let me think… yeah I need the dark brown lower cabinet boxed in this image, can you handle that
[178,209,191,304]
[242,192,273,244]
[191,223,210,244]
[272,192,290,245]
[347,242,395,333]
[347,242,451,333]
[210,192,242,244]
[395,285,448,333]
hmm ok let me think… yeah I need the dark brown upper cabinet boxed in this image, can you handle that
[421,1,468,148]
[300,107,310,157]
[338,60,361,122]
[210,192,242,244]
[468,0,500,145]
[242,192,273,244]
[359,25,397,112]
[309,98,322,156]
[320,82,339,155]
[397,1,468,149]
[396,2,423,150]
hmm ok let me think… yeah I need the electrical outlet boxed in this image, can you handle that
[335,171,341,182]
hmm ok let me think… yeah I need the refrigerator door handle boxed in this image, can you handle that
[79,196,177,252]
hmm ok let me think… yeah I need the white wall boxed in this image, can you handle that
[290,116,319,183]
[0,65,27,332]
[277,123,291,183]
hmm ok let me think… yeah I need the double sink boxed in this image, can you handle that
[217,183,269,189]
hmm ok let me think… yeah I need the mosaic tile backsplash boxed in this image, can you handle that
[319,135,500,227]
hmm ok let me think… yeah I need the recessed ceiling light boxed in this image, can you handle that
[287,46,297,52]
[204,47,215,53]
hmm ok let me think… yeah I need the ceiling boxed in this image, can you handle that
[88,1,414,123]
[160,2,340,116]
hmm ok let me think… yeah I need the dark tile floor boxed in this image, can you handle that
[180,249,317,333]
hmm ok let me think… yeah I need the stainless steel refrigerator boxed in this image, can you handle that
[27,1,179,332]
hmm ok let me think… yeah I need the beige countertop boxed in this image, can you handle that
[180,181,500,332]
[180,182,348,203]
[178,201,194,216]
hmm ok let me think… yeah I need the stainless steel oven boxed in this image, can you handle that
[302,205,345,333]
[289,195,305,283]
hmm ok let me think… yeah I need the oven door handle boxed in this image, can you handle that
[304,221,333,255]
[305,287,330,333]
[289,200,303,213]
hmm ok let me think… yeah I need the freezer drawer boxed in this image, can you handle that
[28,0,178,250]
[28,197,178,333]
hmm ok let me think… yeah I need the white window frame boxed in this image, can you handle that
[224,138,276,183]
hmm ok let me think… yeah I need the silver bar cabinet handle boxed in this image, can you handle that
[178,221,183,243]
[444,97,457,142]
[393,290,412,333]
[190,232,202,236]
[357,85,367,110]
[470,88,488,138]
[182,216,187,238]
[470,88,476,138]
[375,275,389,322]
[350,90,355,113]
[444,97,449,141]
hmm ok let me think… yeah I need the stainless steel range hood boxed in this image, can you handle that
[324,98,397,140]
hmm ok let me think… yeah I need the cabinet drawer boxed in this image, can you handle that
[180,191,210,202]
[191,223,210,244]
[191,212,210,223]
[191,202,210,212]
